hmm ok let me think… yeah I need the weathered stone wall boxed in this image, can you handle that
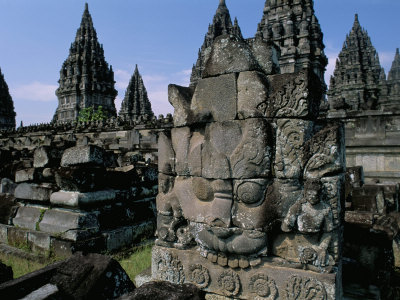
[0,117,172,257]
[328,110,400,183]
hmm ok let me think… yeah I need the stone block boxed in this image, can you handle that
[0,178,17,194]
[191,74,237,124]
[171,127,191,176]
[14,183,56,202]
[103,226,133,252]
[202,35,261,78]
[28,231,51,252]
[50,190,117,208]
[158,131,175,175]
[12,206,45,231]
[0,224,9,243]
[61,145,105,167]
[15,168,42,183]
[8,227,28,247]
[55,167,106,192]
[33,146,60,168]
[39,209,99,241]
[237,71,269,119]
[152,246,340,299]
[168,84,194,127]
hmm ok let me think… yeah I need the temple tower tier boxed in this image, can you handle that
[119,65,154,122]
[327,14,386,111]
[0,67,16,130]
[53,3,117,124]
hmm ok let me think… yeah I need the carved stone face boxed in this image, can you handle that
[304,189,320,205]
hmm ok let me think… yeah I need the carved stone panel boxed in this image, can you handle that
[158,131,175,175]
[191,74,238,124]
[303,123,345,179]
[274,119,313,179]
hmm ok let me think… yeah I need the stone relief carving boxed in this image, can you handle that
[249,273,278,300]
[280,179,335,270]
[284,275,327,300]
[153,250,185,284]
[257,71,309,118]
[274,119,313,179]
[187,264,210,288]
[303,124,344,179]
[217,270,241,297]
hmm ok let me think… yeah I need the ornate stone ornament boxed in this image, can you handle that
[249,273,278,300]
[154,250,185,284]
[217,270,241,296]
[284,275,327,300]
[187,264,210,288]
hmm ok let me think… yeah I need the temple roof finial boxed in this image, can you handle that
[219,0,226,6]
[85,3,89,12]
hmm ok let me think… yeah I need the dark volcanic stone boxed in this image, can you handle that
[50,252,135,299]
[0,193,17,224]
[0,261,13,284]
[202,34,261,78]
[119,281,204,300]
[55,166,106,192]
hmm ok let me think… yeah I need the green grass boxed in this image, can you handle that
[115,243,153,282]
[0,243,153,281]
[0,253,47,279]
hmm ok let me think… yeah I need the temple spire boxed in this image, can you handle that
[53,3,117,124]
[384,48,400,110]
[0,67,16,130]
[327,14,385,111]
[189,0,242,88]
[119,65,154,122]
[256,0,327,82]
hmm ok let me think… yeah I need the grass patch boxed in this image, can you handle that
[0,253,47,279]
[115,243,153,282]
[0,243,154,282]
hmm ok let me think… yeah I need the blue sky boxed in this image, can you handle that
[0,0,399,126]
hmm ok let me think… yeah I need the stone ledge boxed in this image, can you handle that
[152,245,341,300]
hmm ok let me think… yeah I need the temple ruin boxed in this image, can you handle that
[53,4,118,124]
[153,0,345,299]
[0,68,16,131]
[0,1,399,299]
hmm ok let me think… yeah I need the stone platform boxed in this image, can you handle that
[152,245,341,299]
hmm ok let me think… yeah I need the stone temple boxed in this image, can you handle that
[0,67,16,131]
[119,65,154,122]
[53,3,117,124]
[153,0,345,299]
[327,14,400,184]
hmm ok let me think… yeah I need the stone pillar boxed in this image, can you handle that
[153,34,345,299]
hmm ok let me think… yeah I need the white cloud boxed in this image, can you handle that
[115,69,131,90]
[325,52,339,87]
[378,51,395,73]
[142,74,168,83]
[11,82,58,102]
